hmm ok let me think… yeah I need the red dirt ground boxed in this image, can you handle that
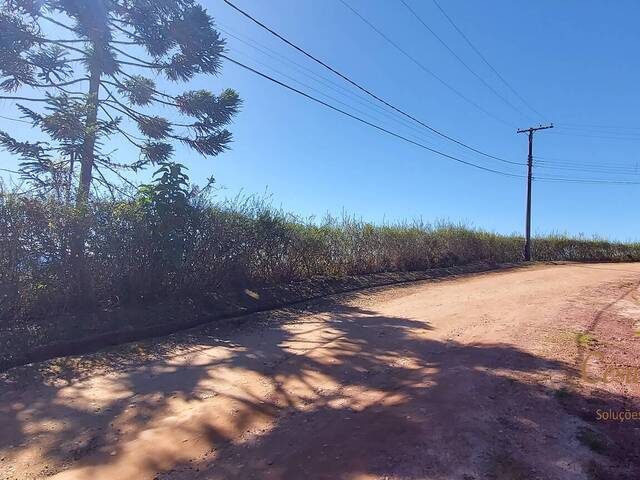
[2,263,640,479]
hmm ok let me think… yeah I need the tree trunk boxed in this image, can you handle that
[70,59,101,305]
[77,68,101,205]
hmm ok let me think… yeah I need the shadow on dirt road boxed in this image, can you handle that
[2,275,639,479]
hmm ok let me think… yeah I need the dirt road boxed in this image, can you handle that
[2,263,640,479]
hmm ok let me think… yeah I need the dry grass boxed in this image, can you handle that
[2,191,639,324]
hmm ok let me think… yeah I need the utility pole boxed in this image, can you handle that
[517,124,553,261]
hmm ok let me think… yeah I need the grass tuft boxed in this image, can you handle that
[577,426,609,454]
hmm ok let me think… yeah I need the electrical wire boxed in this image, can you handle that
[549,130,640,141]
[536,163,640,176]
[222,1,636,186]
[220,28,445,142]
[535,154,640,169]
[555,122,640,131]
[217,23,414,123]
[431,0,547,121]
[221,55,640,186]
[338,0,514,127]
[536,159,640,173]
[226,46,442,147]
[3,55,637,186]
[0,114,31,124]
[535,176,640,185]
[398,0,529,120]
[220,53,525,178]
[221,0,522,165]
[556,125,640,136]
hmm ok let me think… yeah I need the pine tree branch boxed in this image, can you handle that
[111,46,156,66]
[91,181,100,198]
[107,19,149,46]
[115,58,162,69]
[40,14,78,35]
[103,77,177,107]
[23,77,90,89]
[102,100,140,120]
[92,165,117,200]
[95,157,139,190]
[109,17,135,26]
[98,105,143,148]
[93,164,136,200]
[116,71,177,101]
[100,87,211,138]
[51,85,86,96]
[42,38,86,44]
[32,36,86,55]
[18,184,54,197]
[112,40,138,45]
[0,95,50,102]
[101,83,155,120]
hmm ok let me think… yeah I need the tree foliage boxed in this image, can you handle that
[0,0,241,201]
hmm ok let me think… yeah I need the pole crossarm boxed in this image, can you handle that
[517,124,554,134]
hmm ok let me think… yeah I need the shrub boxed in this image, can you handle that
[1,191,639,323]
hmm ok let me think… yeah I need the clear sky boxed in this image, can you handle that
[2,0,640,240]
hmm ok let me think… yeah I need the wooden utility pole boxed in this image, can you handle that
[517,124,553,261]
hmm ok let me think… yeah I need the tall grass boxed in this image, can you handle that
[1,191,639,322]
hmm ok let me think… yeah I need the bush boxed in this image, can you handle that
[1,190,639,323]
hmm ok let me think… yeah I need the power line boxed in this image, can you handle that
[535,176,640,185]
[220,27,446,143]
[227,46,442,147]
[536,159,640,174]
[534,154,640,169]
[431,0,546,121]
[538,158,635,168]
[221,0,522,166]
[2,55,636,186]
[398,0,529,120]
[535,155,639,167]
[217,8,639,188]
[549,130,640,141]
[224,29,528,155]
[537,163,640,176]
[221,54,524,178]
[338,0,514,127]
[222,54,640,186]
[556,122,640,131]
[218,23,408,122]
[538,161,640,172]
[0,114,31,124]
[534,156,640,184]
[553,126,640,139]
[536,156,640,177]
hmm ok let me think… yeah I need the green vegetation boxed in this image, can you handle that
[554,386,572,400]
[0,0,239,200]
[576,332,598,348]
[2,188,640,324]
[577,426,609,454]
[0,0,240,303]
[2,1,639,333]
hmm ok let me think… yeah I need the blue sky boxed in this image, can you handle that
[2,0,640,240]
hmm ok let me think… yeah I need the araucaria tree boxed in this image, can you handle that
[0,0,240,301]
[0,0,241,203]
